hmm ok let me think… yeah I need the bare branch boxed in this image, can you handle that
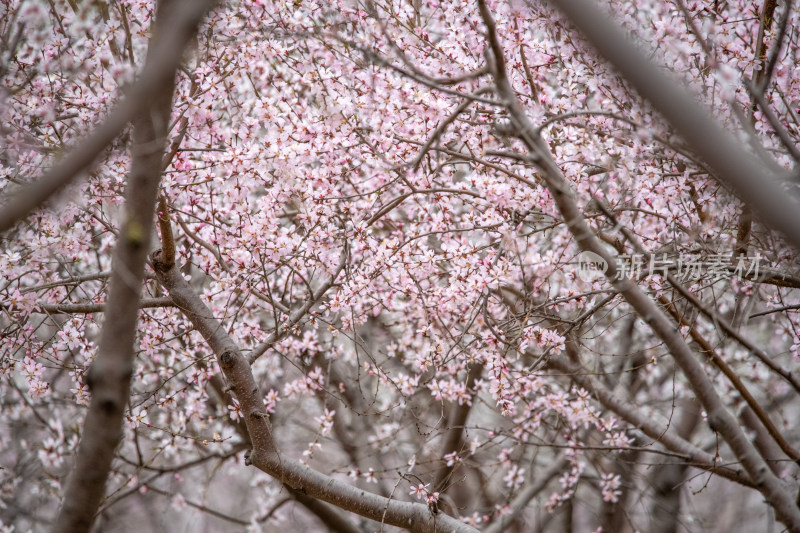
[37,297,173,314]
[482,456,568,533]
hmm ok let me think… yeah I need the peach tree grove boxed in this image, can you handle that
[1,0,800,531]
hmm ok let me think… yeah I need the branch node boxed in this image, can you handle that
[219,350,235,369]
[150,248,172,273]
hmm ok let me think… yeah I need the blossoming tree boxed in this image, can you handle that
[2,0,800,531]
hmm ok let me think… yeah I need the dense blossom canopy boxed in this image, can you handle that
[1,0,800,531]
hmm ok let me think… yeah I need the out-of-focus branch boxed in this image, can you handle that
[647,399,701,533]
[53,1,197,530]
[482,456,568,533]
[434,362,484,492]
[542,0,800,251]
[0,0,218,235]
[740,406,788,476]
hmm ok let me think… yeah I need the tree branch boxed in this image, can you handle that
[0,0,217,235]
[152,257,478,533]
[53,1,191,530]
[247,254,346,364]
[37,297,173,314]
[543,0,800,251]
[477,2,800,528]
[482,456,568,533]
[433,362,484,493]
[548,354,751,486]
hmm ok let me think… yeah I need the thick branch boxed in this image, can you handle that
[153,260,478,533]
[0,0,217,235]
[543,0,800,251]
[482,456,568,533]
[434,362,484,492]
[478,2,800,527]
[647,399,702,533]
[291,490,368,533]
[53,2,187,530]
[207,368,364,532]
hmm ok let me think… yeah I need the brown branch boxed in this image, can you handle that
[734,206,753,257]
[157,195,175,270]
[0,0,217,235]
[482,456,568,533]
[668,278,800,393]
[477,1,800,528]
[291,490,368,533]
[152,257,478,533]
[734,0,780,258]
[144,485,250,526]
[750,303,800,318]
[20,271,116,294]
[433,362,484,492]
[53,1,194,530]
[659,294,800,464]
[542,0,800,252]
[741,406,787,476]
[37,297,173,314]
